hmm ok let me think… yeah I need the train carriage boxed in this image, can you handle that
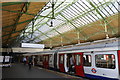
[34,51,55,69]
[23,38,120,80]
[57,38,120,80]
[58,49,120,80]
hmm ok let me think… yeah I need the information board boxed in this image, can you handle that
[21,43,45,48]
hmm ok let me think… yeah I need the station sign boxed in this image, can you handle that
[21,43,44,49]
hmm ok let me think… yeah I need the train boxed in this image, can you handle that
[23,38,120,80]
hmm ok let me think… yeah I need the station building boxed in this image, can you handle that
[0,0,120,80]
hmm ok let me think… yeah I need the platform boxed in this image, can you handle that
[2,63,88,80]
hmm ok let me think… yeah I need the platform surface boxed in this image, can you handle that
[2,63,88,80]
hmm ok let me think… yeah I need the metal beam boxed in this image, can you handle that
[2,30,23,37]
[53,28,72,41]
[24,0,65,29]
[36,0,77,28]
[59,13,88,39]
[1,9,54,18]
[3,19,33,29]
[35,0,114,47]
[69,1,111,23]
[35,0,109,40]
[32,0,77,40]
[3,35,19,42]
[19,1,64,40]
[1,2,23,6]
[38,0,116,46]
[20,0,76,44]
[32,0,69,29]
[5,3,27,46]
[77,0,97,21]
[12,2,33,45]
[35,29,59,44]
[87,0,116,34]
[86,26,118,40]
[14,21,33,43]
[32,22,72,42]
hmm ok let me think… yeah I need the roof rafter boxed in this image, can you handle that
[31,0,78,40]
[1,2,23,6]
[87,0,116,35]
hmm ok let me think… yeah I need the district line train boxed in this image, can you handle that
[23,38,120,80]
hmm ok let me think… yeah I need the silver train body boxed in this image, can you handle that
[24,38,120,80]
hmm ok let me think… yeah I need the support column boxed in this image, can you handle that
[77,31,80,44]
[61,36,63,46]
[31,20,34,39]
[50,40,52,48]
[104,21,109,39]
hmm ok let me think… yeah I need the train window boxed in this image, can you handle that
[75,54,81,65]
[95,54,115,69]
[43,56,46,61]
[49,55,52,59]
[46,56,48,61]
[83,55,91,66]
[49,55,52,63]
[60,55,64,64]
[40,56,43,62]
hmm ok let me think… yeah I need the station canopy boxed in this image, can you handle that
[2,0,120,48]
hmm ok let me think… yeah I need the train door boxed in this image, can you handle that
[74,52,85,77]
[34,55,38,66]
[46,55,49,68]
[49,54,54,69]
[64,53,75,73]
[64,54,68,72]
[43,55,45,68]
[59,54,65,72]
[54,52,58,70]
[38,55,43,66]
[43,55,49,68]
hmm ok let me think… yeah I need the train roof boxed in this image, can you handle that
[58,38,120,53]
[25,38,120,55]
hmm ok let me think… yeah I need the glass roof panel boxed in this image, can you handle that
[20,0,119,46]
[40,35,49,40]
[45,30,59,37]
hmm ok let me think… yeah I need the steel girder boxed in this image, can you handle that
[23,0,77,45]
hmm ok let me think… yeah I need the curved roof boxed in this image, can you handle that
[2,2,47,47]
[2,0,120,48]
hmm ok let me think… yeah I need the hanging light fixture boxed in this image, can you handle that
[50,20,53,27]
